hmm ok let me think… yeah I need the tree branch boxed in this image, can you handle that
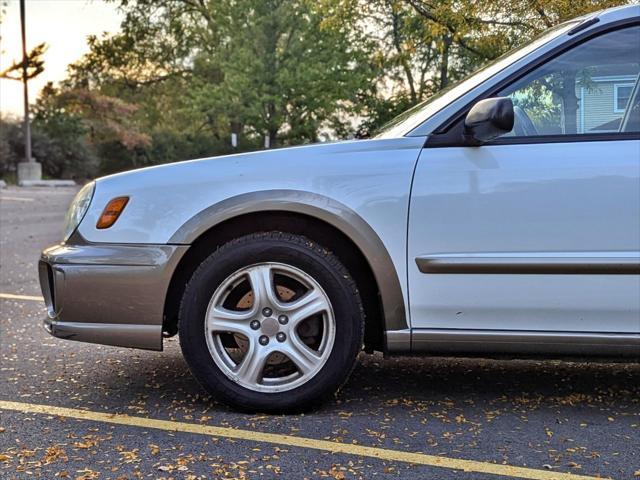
[404,0,489,58]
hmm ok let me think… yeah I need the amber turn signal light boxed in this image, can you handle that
[96,196,129,229]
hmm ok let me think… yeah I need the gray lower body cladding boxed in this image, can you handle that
[39,242,188,350]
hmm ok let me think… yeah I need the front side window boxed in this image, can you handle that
[374,21,577,138]
[498,26,640,136]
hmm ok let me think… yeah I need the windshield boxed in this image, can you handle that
[374,21,579,138]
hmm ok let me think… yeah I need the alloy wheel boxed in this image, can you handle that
[204,262,336,393]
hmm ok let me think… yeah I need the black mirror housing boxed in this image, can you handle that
[463,97,514,145]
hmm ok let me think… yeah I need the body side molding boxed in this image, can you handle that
[416,252,640,274]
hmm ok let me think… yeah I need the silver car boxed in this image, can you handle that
[40,5,640,411]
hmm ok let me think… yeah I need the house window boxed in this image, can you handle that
[614,84,634,113]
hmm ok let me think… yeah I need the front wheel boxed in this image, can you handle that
[178,232,364,412]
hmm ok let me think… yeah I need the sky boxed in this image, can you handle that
[0,0,122,117]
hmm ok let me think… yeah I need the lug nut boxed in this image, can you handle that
[276,332,286,342]
[262,307,273,317]
[250,320,260,330]
[278,315,288,325]
[259,335,269,346]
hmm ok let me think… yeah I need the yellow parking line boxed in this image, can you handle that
[0,293,44,302]
[0,400,601,480]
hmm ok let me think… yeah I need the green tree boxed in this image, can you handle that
[402,0,628,136]
[354,0,630,134]
[66,0,373,151]
[404,0,627,66]
[334,0,484,136]
[29,83,151,176]
[30,84,98,179]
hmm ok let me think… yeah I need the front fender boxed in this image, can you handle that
[169,190,408,334]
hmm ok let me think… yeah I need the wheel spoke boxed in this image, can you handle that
[284,288,328,326]
[207,306,253,335]
[282,334,322,375]
[248,266,281,310]
[204,261,337,393]
[234,342,267,385]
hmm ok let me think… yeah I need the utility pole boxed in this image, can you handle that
[17,0,42,183]
[20,0,31,164]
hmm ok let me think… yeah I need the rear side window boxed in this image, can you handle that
[498,26,640,137]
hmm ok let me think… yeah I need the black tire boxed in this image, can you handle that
[178,231,364,412]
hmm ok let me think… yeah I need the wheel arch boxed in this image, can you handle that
[163,190,408,352]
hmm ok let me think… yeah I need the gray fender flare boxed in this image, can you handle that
[168,190,408,337]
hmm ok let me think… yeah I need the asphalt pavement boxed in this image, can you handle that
[0,186,638,479]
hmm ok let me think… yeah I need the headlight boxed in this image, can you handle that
[63,181,95,242]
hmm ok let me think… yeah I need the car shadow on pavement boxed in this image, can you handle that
[88,342,640,415]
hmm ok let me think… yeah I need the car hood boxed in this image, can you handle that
[95,137,418,187]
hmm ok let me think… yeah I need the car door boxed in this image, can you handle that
[408,25,640,343]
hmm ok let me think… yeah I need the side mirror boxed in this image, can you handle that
[463,97,514,145]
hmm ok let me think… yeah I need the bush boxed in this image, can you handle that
[0,118,21,177]
[0,116,98,180]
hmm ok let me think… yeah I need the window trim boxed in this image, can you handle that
[424,18,640,148]
[426,128,640,147]
[614,83,635,113]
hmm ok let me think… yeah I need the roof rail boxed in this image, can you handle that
[568,16,600,36]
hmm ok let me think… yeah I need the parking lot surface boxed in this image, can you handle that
[1,186,639,479]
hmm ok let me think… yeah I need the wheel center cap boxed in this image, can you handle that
[261,317,279,336]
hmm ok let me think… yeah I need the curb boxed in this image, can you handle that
[17,180,77,187]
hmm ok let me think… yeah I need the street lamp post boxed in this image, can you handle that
[17,0,42,183]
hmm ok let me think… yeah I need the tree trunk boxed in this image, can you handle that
[264,6,279,149]
[390,5,417,104]
[560,71,578,135]
[267,101,278,148]
[439,35,451,90]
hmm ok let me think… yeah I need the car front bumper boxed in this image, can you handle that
[39,242,188,350]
